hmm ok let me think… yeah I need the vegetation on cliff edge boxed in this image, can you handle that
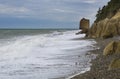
[95,0,120,22]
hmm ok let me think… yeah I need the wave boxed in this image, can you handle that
[0,30,96,79]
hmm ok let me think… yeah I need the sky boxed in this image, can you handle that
[0,0,110,29]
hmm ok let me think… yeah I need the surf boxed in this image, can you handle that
[0,30,96,79]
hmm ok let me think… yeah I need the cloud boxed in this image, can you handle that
[0,0,110,28]
[52,8,79,14]
[0,4,31,16]
[53,9,67,13]
[83,0,97,3]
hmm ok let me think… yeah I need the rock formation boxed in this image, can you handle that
[76,18,90,35]
[87,11,120,39]
[80,0,120,70]
[79,18,89,34]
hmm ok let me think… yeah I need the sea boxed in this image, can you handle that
[0,29,97,79]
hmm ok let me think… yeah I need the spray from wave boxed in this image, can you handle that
[0,30,96,79]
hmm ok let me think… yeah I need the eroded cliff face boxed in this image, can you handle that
[87,11,120,39]
[87,10,120,70]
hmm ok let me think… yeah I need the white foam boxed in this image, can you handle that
[66,67,90,79]
[0,30,96,79]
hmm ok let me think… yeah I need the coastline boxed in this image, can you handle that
[70,37,120,79]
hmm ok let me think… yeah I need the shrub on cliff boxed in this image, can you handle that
[95,0,120,22]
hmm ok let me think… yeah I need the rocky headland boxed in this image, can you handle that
[72,0,120,79]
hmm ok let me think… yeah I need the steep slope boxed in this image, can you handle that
[87,10,120,39]
[87,0,120,39]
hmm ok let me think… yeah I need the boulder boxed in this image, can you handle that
[115,41,120,53]
[108,58,120,70]
[103,41,120,56]
[75,31,81,35]
[103,41,115,56]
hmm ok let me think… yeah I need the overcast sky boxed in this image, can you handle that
[0,0,110,29]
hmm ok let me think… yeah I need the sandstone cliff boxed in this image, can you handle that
[85,0,120,71]
[89,11,120,70]
[87,10,120,39]
[86,0,120,38]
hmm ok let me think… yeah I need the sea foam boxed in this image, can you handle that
[0,30,96,79]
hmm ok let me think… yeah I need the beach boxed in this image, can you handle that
[0,0,120,79]
[71,36,120,79]
[0,29,119,79]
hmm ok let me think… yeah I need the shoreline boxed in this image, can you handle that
[66,68,90,79]
[64,37,98,79]
[70,36,120,79]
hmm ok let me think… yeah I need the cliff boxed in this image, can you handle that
[95,0,120,22]
[87,0,120,38]
[87,10,120,39]
[86,0,120,70]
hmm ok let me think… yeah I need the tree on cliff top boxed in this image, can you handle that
[95,0,120,22]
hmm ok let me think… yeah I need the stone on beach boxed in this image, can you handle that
[103,40,120,70]
[103,41,120,56]
[103,41,115,56]
[108,58,120,70]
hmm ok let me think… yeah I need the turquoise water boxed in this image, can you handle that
[0,29,96,79]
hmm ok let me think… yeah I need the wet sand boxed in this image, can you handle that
[71,37,120,79]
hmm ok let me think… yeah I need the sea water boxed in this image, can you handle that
[0,29,96,79]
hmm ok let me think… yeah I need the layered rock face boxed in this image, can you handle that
[79,18,90,33]
[88,11,120,70]
[83,0,120,72]
[87,11,120,39]
[80,1,120,70]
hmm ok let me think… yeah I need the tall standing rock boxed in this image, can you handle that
[79,18,90,33]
